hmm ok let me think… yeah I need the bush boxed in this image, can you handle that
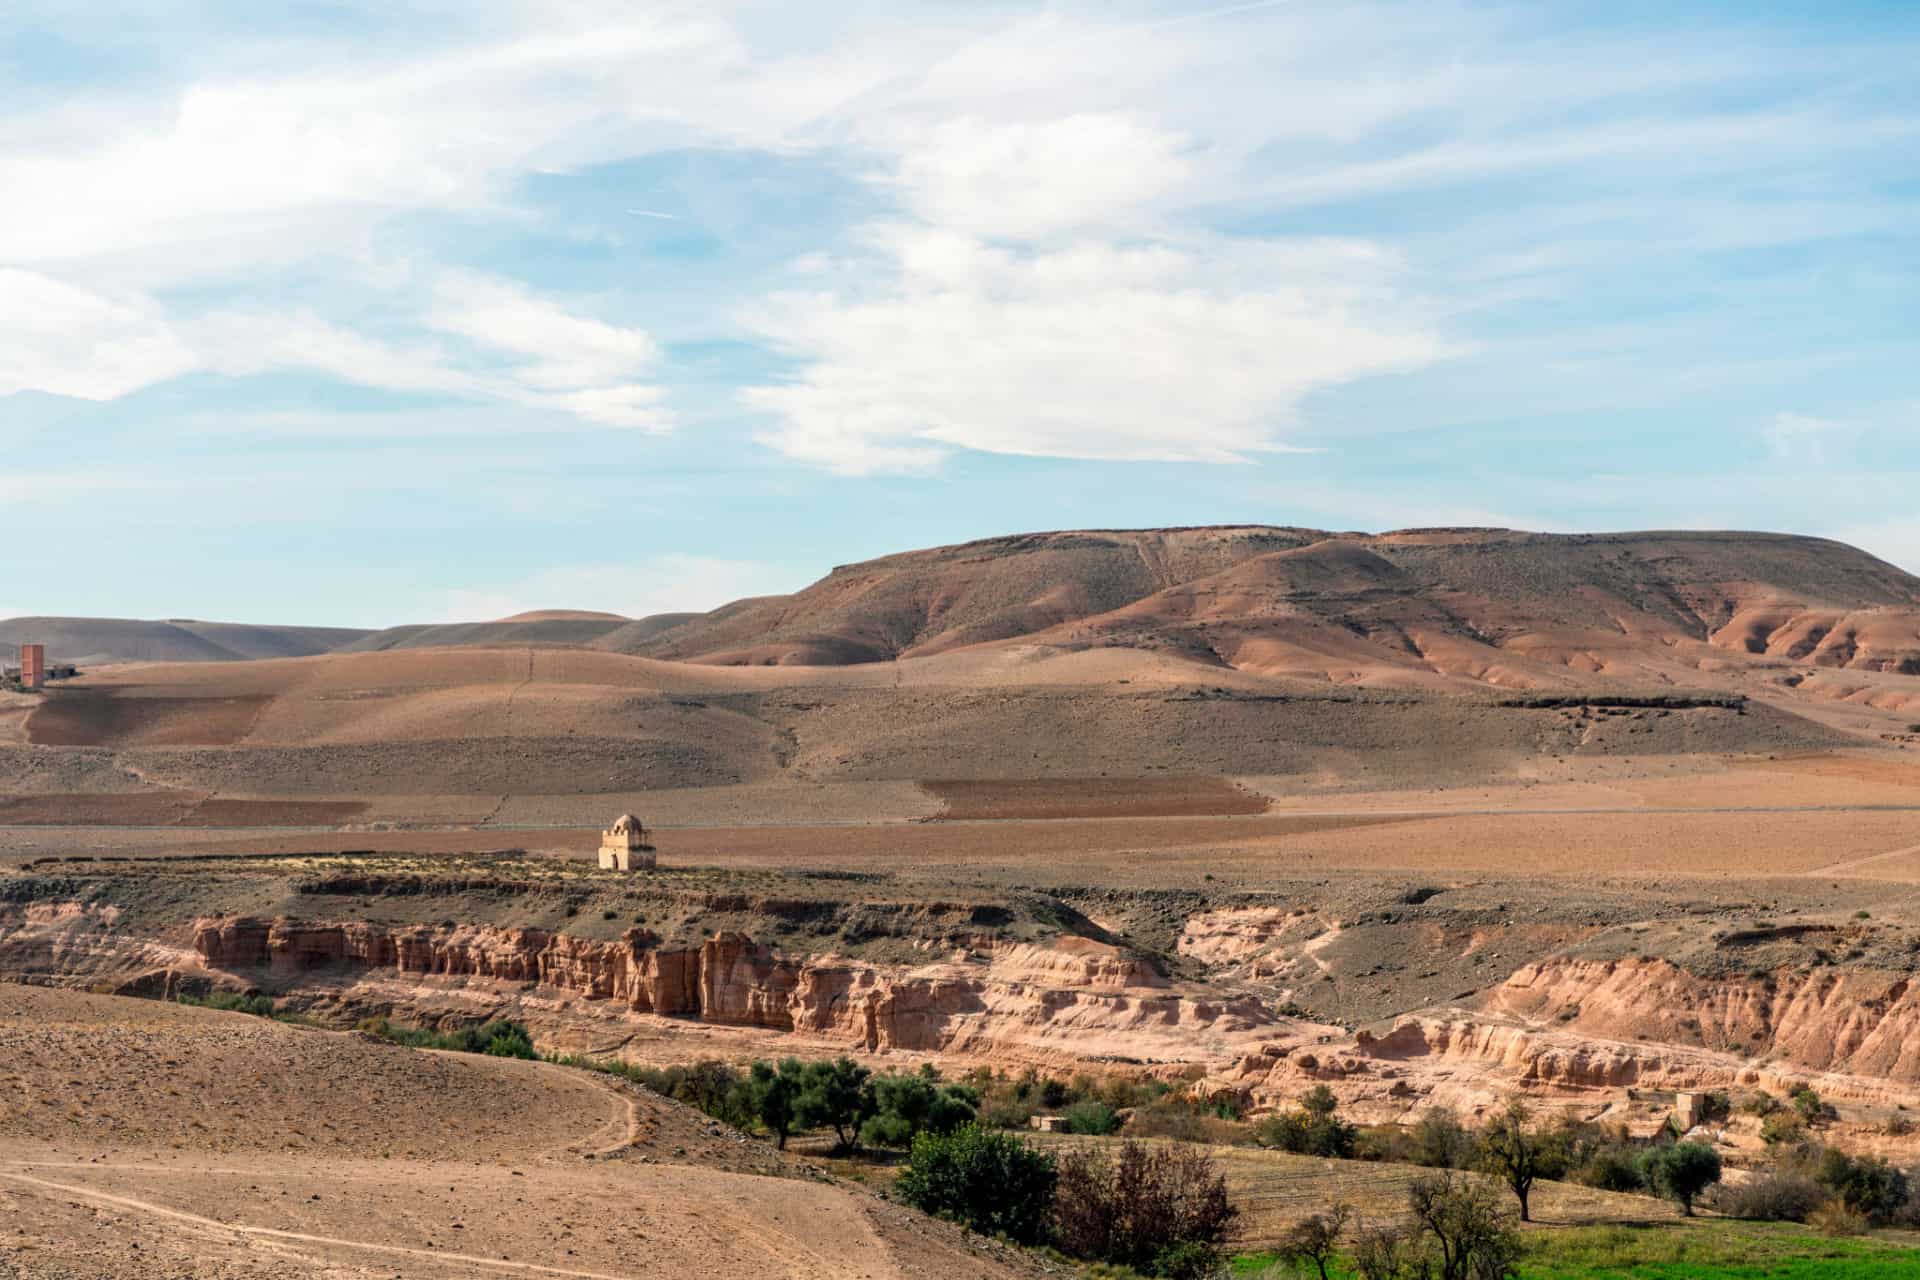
[1410,1106,1472,1169]
[1129,1100,1210,1142]
[1350,1221,1428,1280]
[1061,1099,1120,1136]
[581,1057,751,1128]
[981,1097,1035,1130]
[1053,1140,1237,1277]
[896,1124,1056,1245]
[181,990,277,1018]
[1808,1197,1869,1237]
[1709,1171,1825,1222]
[1354,1125,1410,1163]
[1641,1141,1722,1216]
[1761,1110,1806,1145]
[1375,1171,1523,1280]
[358,1016,538,1061]
[1276,1204,1350,1280]
[1575,1145,1646,1193]
[1256,1086,1357,1158]
[1814,1147,1911,1224]
[859,1070,980,1148]
[1792,1087,1826,1124]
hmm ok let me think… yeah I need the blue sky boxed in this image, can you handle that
[2,0,1916,627]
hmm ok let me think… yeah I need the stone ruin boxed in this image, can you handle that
[599,813,655,871]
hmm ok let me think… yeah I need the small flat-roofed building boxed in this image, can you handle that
[598,814,655,871]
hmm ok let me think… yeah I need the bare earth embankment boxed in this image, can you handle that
[0,984,1041,1279]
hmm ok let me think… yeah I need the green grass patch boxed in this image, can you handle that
[1518,1221,1920,1278]
[1233,1221,1920,1279]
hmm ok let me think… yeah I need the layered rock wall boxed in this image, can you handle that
[184,914,1272,1066]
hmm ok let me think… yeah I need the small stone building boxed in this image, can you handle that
[598,814,655,871]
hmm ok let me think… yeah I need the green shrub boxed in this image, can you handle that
[357,1015,538,1060]
[180,990,277,1018]
[1409,1105,1471,1168]
[1814,1147,1911,1224]
[858,1069,981,1148]
[1062,1099,1120,1136]
[1255,1086,1356,1158]
[1641,1141,1722,1216]
[795,1057,876,1151]
[1575,1144,1646,1193]
[1763,1109,1808,1145]
[896,1124,1057,1245]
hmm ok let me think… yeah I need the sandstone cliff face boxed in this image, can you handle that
[1488,956,1920,1083]
[1211,953,1920,1121]
[184,914,1270,1068]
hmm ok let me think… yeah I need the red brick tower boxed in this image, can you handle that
[19,644,45,691]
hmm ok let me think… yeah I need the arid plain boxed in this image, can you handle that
[6,527,1920,1275]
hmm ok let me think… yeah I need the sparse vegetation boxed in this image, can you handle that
[896,1123,1057,1245]
[1053,1139,1237,1278]
[1256,1085,1357,1158]
[357,1015,537,1059]
[177,990,279,1018]
[1709,1170,1826,1223]
[1410,1105,1473,1169]
[1477,1101,1561,1223]
[1276,1203,1351,1280]
[1640,1141,1722,1216]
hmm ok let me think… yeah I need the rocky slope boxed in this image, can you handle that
[10,860,1920,1128]
[603,528,1920,690]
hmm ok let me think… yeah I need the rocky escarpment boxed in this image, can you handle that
[181,913,1283,1069]
[1209,954,1920,1121]
[1487,956,1920,1083]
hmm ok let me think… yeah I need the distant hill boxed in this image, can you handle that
[493,610,628,623]
[12,528,1919,690]
[0,617,371,667]
[595,527,1920,684]
[338,618,632,653]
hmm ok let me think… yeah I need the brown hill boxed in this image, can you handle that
[0,616,370,666]
[495,608,629,622]
[603,527,1920,691]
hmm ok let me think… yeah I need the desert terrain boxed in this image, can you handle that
[6,526,1920,1273]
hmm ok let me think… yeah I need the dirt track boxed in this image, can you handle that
[0,985,1040,1280]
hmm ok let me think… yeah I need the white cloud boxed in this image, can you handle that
[884,113,1191,240]
[0,270,195,399]
[187,271,671,430]
[434,556,797,623]
[427,271,659,390]
[743,227,1444,473]
[1763,411,1854,465]
[0,12,741,275]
